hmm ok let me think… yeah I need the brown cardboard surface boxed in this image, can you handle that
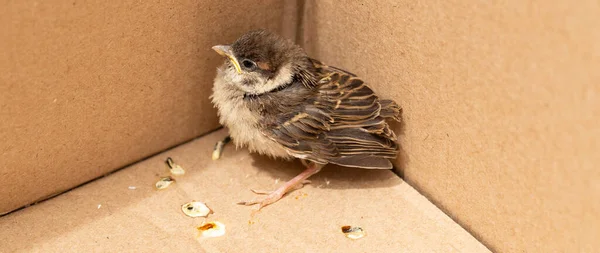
[302,0,600,252]
[0,0,286,214]
[0,129,489,252]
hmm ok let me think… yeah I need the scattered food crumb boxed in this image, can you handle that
[294,192,308,200]
[128,186,136,190]
[212,136,231,160]
[324,177,331,186]
[248,220,255,225]
[165,157,185,175]
[182,201,213,218]
[341,226,366,240]
[97,204,102,209]
[212,143,225,160]
[155,176,175,190]
[274,178,280,184]
[197,221,226,238]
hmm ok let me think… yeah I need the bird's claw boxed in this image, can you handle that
[250,189,271,195]
[237,190,285,211]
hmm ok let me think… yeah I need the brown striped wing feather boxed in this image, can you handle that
[262,59,402,169]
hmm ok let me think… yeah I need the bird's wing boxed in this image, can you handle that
[260,102,338,164]
[261,61,402,169]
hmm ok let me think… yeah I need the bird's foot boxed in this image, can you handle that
[238,187,286,210]
[249,180,311,195]
[238,161,324,211]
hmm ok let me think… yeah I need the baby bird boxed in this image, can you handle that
[210,29,402,210]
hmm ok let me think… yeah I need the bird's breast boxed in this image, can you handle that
[211,73,292,160]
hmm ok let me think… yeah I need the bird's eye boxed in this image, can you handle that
[241,59,256,69]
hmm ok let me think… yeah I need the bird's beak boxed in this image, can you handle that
[212,45,242,74]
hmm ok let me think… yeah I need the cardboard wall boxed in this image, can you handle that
[0,0,288,214]
[301,0,600,252]
[2,0,598,251]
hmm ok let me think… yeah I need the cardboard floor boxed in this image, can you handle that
[0,130,489,252]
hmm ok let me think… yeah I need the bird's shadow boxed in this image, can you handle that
[248,153,403,190]
[388,112,409,178]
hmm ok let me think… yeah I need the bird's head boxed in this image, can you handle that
[212,29,316,95]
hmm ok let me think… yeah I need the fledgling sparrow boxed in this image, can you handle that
[210,29,402,210]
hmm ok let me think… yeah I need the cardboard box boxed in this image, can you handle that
[1,0,598,252]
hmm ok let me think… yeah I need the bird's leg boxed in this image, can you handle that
[250,179,312,195]
[212,135,231,160]
[238,161,325,210]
